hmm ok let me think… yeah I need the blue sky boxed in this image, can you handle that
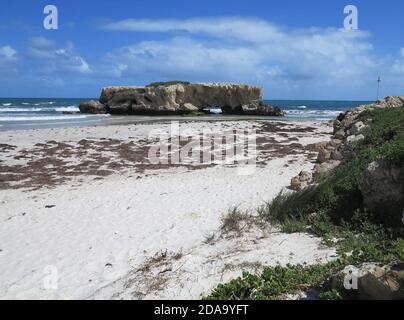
[0,0,403,99]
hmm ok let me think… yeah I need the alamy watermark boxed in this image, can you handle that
[43,5,58,30]
[43,265,58,291]
[147,122,257,175]
[343,265,359,290]
[344,5,358,30]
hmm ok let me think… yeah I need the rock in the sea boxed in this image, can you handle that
[359,160,404,224]
[79,100,107,114]
[290,171,313,191]
[331,262,404,300]
[92,82,283,116]
[235,103,284,116]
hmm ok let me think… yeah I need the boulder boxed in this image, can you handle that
[333,119,343,134]
[339,143,356,160]
[349,121,366,135]
[223,102,284,116]
[329,139,343,148]
[79,100,107,114]
[330,150,344,161]
[241,104,257,113]
[179,103,199,112]
[290,171,313,191]
[317,149,331,163]
[313,141,329,152]
[376,96,404,108]
[346,134,364,143]
[341,115,356,129]
[334,129,346,140]
[359,160,404,223]
[313,160,341,177]
[331,262,404,300]
[256,103,285,116]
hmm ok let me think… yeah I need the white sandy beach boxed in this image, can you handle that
[0,120,337,299]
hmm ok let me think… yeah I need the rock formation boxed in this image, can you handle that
[359,160,404,221]
[290,171,313,191]
[331,261,404,300]
[80,82,284,116]
[291,96,404,186]
[78,100,107,114]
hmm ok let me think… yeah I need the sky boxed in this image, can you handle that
[0,0,403,100]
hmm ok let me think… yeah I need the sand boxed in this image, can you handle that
[0,120,336,299]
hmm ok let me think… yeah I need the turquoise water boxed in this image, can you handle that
[0,98,372,131]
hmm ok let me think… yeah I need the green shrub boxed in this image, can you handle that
[263,106,404,227]
[206,221,403,300]
[206,106,404,300]
[181,111,204,117]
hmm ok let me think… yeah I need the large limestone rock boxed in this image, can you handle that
[375,96,404,108]
[93,82,281,115]
[288,96,404,193]
[331,262,404,300]
[236,102,284,116]
[179,103,199,112]
[317,149,331,163]
[79,100,107,114]
[290,171,313,191]
[333,96,404,140]
[359,160,404,224]
[349,121,366,135]
[313,160,341,177]
[346,134,364,144]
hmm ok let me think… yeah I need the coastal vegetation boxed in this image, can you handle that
[207,104,404,300]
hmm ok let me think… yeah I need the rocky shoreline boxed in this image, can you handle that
[286,96,404,300]
[291,96,404,196]
[79,82,284,116]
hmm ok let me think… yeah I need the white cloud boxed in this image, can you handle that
[104,17,283,43]
[103,37,261,80]
[27,37,91,74]
[28,36,55,49]
[101,17,379,93]
[0,45,18,73]
[391,48,404,75]
[0,45,17,60]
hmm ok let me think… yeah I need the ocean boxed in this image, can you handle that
[0,98,372,131]
[266,100,372,120]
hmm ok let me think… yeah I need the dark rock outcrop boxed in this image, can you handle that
[359,160,404,223]
[290,95,404,187]
[331,262,404,300]
[79,100,107,114]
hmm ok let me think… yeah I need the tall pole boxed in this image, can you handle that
[377,76,381,100]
